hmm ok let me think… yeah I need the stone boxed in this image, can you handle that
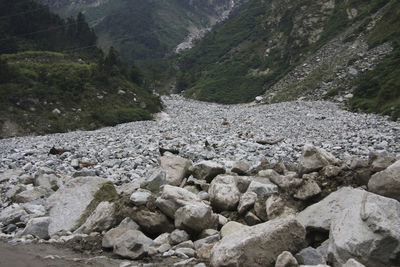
[254,199,268,221]
[23,203,46,216]
[140,169,166,193]
[275,251,299,267]
[152,233,170,246]
[6,184,26,200]
[159,155,192,186]
[293,179,321,200]
[194,234,220,250]
[113,229,153,259]
[129,207,174,236]
[155,185,201,219]
[220,221,248,238]
[247,177,279,198]
[244,211,262,225]
[295,247,325,265]
[328,190,400,265]
[34,174,59,191]
[369,152,397,173]
[174,240,195,249]
[175,203,218,233]
[191,161,225,182]
[75,201,116,234]
[297,187,365,231]
[209,175,241,211]
[199,229,219,239]
[234,176,252,193]
[169,229,190,245]
[210,217,306,267]
[342,259,366,267]
[46,176,117,236]
[266,195,285,219]
[102,219,141,248]
[0,169,23,183]
[21,217,50,240]
[0,204,27,225]
[269,172,302,190]
[299,145,341,174]
[237,191,257,214]
[130,189,152,206]
[368,160,400,201]
[322,165,341,178]
[231,160,250,175]
[14,187,51,203]
[175,247,196,258]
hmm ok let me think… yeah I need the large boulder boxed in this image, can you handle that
[159,155,192,186]
[297,187,365,231]
[128,207,174,236]
[155,185,201,218]
[328,191,400,266]
[369,152,397,173]
[46,176,117,236]
[191,161,226,182]
[74,201,116,234]
[175,203,218,233]
[102,218,140,248]
[209,175,241,211]
[210,217,306,267]
[368,160,400,201]
[113,229,153,259]
[299,145,341,174]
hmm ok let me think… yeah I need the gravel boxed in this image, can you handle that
[0,95,399,186]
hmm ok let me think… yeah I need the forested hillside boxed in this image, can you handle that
[0,0,161,138]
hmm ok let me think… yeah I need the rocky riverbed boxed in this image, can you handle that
[0,95,400,267]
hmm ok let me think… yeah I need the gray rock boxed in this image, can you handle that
[237,191,257,214]
[102,219,141,248]
[75,201,116,234]
[169,229,190,245]
[231,160,250,175]
[152,233,170,246]
[159,155,192,186]
[194,234,220,250]
[209,175,241,211]
[175,247,196,258]
[129,207,174,236]
[155,185,201,219]
[247,177,279,198]
[23,203,46,216]
[175,203,218,233]
[0,169,23,183]
[130,189,152,206]
[293,179,321,200]
[275,251,299,267]
[299,145,341,174]
[46,176,117,236]
[140,169,166,193]
[0,204,27,225]
[328,190,400,265]
[322,165,341,178]
[21,217,50,240]
[244,211,262,225]
[220,221,248,238]
[369,152,397,173]
[34,174,59,191]
[191,161,225,182]
[113,229,153,259]
[368,160,400,201]
[297,187,365,231]
[342,259,366,267]
[295,247,325,265]
[210,217,306,267]
[14,187,51,203]
[6,184,26,200]
[234,176,252,193]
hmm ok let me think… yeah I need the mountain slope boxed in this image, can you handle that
[37,0,247,66]
[175,0,396,105]
[0,0,161,138]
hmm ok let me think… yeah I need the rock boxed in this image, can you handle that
[0,204,27,225]
[187,176,210,192]
[0,169,23,183]
[266,194,295,220]
[46,176,117,236]
[244,211,262,225]
[21,217,50,240]
[153,233,170,246]
[234,176,252,193]
[175,247,196,258]
[102,219,141,248]
[218,214,228,226]
[140,169,166,193]
[210,217,306,267]
[299,145,341,174]
[129,207,174,236]
[113,229,153,259]
[199,229,219,239]
[342,258,366,267]
[75,201,116,234]
[269,172,302,190]
[169,229,190,245]
[254,199,268,221]
[293,179,321,200]
[52,108,61,115]
[247,177,279,198]
[368,160,400,201]
[209,175,241,211]
[194,234,220,250]
[159,155,192,186]
[191,161,225,182]
[322,165,341,178]
[175,204,218,233]
[369,152,397,173]
[237,191,257,214]
[275,251,299,267]
[295,247,325,265]
[231,160,250,175]
[220,221,248,238]
[328,190,400,265]
[23,203,45,216]
[130,189,152,206]
[6,184,26,200]
[14,187,51,203]
[34,174,59,191]
[174,240,194,249]
[297,187,365,231]
[2,224,17,234]
[155,185,201,219]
